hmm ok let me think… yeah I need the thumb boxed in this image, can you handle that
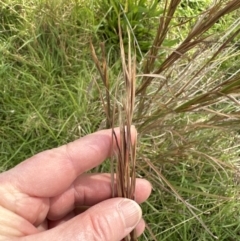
[22,198,142,241]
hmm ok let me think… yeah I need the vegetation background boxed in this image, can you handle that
[1,0,240,240]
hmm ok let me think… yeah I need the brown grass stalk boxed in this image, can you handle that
[111,17,137,241]
[91,16,137,241]
[137,0,240,97]
[90,41,111,128]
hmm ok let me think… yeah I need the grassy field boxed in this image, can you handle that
[1,0,240,240]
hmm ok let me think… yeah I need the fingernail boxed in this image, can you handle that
[119,199,142,229]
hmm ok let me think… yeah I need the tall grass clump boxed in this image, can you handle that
[92,0,240,240]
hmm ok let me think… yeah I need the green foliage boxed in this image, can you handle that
[180,0,212,11]
[0,0,101,168]
[0,3,24,38]
[93,0,162,60]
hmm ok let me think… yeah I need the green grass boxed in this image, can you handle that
[1,0,240,240]
[0,0,103,168]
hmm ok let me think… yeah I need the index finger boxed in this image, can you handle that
[5,127,136,197]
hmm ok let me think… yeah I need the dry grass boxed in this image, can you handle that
[91,0,240,240]
[91,18,138,241]
[112,19,137,241]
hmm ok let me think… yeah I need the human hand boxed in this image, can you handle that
[0,128,151,241]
